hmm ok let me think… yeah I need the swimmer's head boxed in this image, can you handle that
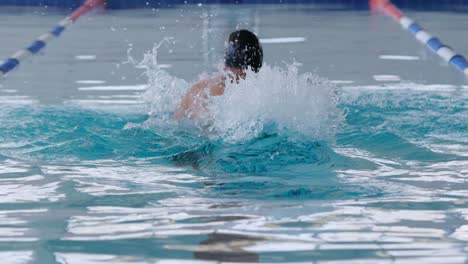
[224,29,263,74]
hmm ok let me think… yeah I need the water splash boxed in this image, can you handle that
[126,39,189,122]
[133,42,343,143]
[207,64,344,142]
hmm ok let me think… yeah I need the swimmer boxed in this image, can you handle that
[174,29,263,119]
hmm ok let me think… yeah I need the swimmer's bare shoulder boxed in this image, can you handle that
[174,74,225,120]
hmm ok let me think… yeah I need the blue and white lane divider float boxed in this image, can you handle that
[0,0,105,78]
[370,0,468,77]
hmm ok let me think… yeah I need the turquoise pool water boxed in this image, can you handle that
[0,4,467,263]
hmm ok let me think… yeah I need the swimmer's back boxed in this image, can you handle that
[174,74,225,120]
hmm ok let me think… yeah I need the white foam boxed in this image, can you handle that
[66,100,145,105]
[379,55,420,61]
[331,80,354,84]
[128,41,189,120]
[207,64,343,142]
[134,64,172,70]
[0,251,33,264]
[75,80,106,85]
[260,37,306,44]
[1,89,17,93]
[343,83,457,92]
[74,55,96,61]
[78,85,147,91]
[373,75,401,82]
[96,95,141,99]
[0,96,37,105]
[158,64,172,69]
[245,242,317,252]
[55,254,215,264]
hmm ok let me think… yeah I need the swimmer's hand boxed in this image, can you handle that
[174,76,225,120]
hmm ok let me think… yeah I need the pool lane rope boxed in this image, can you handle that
[0,0,105,78]
[370,0,468,77]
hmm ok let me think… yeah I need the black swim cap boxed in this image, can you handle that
[224,29,263,73]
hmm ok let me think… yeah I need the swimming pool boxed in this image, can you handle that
[0,4,467,263]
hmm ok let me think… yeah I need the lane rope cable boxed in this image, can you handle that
[0,0,105,78]
[370,0,468,77]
